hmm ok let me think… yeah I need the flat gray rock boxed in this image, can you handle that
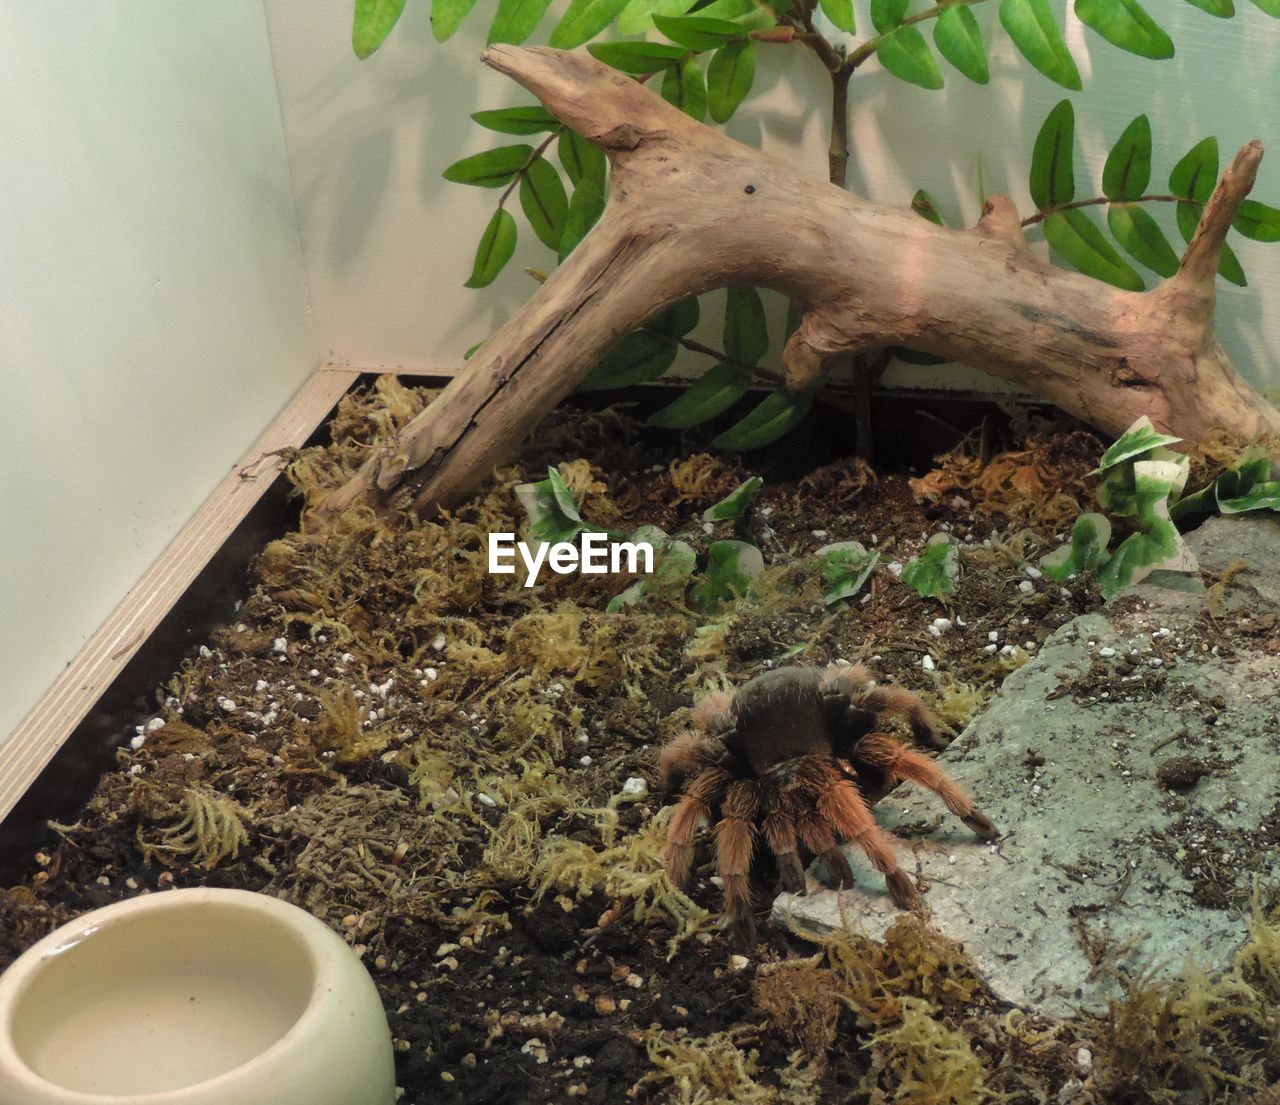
[773,517,1280,1018]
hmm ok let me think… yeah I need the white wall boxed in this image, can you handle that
[0,4,317,743]
[265,0,1280,396]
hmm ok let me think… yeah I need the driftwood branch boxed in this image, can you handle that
[313,46,1280,526]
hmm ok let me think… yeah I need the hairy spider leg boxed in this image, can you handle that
[819,662,874,695]
[663,766,729,889]
[658,729,722,794]
[713,779,761,944]
[759,788,807,894]
[814,765,920,909]
[854,733,999,840]
[860,685,950,751]
[691,688,735,735]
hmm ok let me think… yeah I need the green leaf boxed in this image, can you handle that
[999,0,1083,89]
[519,158,570,250]
[1250,0,1280,15]
[1182,0,1234,15]
[724,286,769,366]
[1217,241,1247,286]
[1040,513,1113,580]
[653,13,749,48]
[1171,447,1273,528]
[647,364,752,428]
[443,145,534,188]
[1096,459,1198,598]
[1029,99,1075,210]
[432,0,481,41]
[471,106,561,135]
[354,0,407,57]
[617,0,695,34]
[488,0,554,42]
[876,27,945,89]
[661,58,708,120]
[606,529,698,613]
[816,542,880,607]
[910,189,946,225]
[818,0,856,33]
[653,297,701,338]
[712,390,813,450]
[1095,415,1182,472]
[901,535,958,598]
[558,130,607,192]
[694,0,785,29]
[704,476,764,522]
[1108,204,1179,277]
[579,332,678,390]
[549,0,631,48]
[871,0,908,32]
[933,5,989,83]
[707,40,756,122]
[690,540,764,611]
[1219,481,1280,513]
[1074,0,1174,58]
[516,466,587,546]
[1044,209,1144,290]
[559,177,607,259]
[1102,115,1152,200]
[1176,200,1248,286]
[891,346,949,365]
[464,209,518,289]
[1233,199,1280,242]
[588,40,688,72]
[1169,137,1219,202]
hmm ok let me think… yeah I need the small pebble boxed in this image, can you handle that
[1098,647,1117,658]
[272,638,288,653]
[621,776,648,797]
[1076,1047,1092,1072]
[1018,580,1035,594]
[477,793,497,808]
[921,655,936,671]
[728,955,750,972]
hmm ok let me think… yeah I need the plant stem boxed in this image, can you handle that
[829,65,853,188]
[1021,193,1194,227]
[497,129,564,209]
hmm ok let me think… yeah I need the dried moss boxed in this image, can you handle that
[532,804,714,956]
[870,998,990,1105]
[138,787,250,870]
[636,1027,775,1105]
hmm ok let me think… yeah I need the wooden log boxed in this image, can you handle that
[312,46,1280,526]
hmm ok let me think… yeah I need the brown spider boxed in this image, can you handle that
[658,663,998,944]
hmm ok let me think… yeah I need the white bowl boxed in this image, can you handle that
[0,888,396,1105]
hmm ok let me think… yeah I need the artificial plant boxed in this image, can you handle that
[317,1,1280,524]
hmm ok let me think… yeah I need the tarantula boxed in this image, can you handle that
[658,664,998,943]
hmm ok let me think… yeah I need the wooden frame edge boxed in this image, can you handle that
[0,366,361,825]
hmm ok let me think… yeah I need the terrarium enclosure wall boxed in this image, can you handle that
[0,6,316,745]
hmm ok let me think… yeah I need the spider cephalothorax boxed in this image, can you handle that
[658,664,998,944]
